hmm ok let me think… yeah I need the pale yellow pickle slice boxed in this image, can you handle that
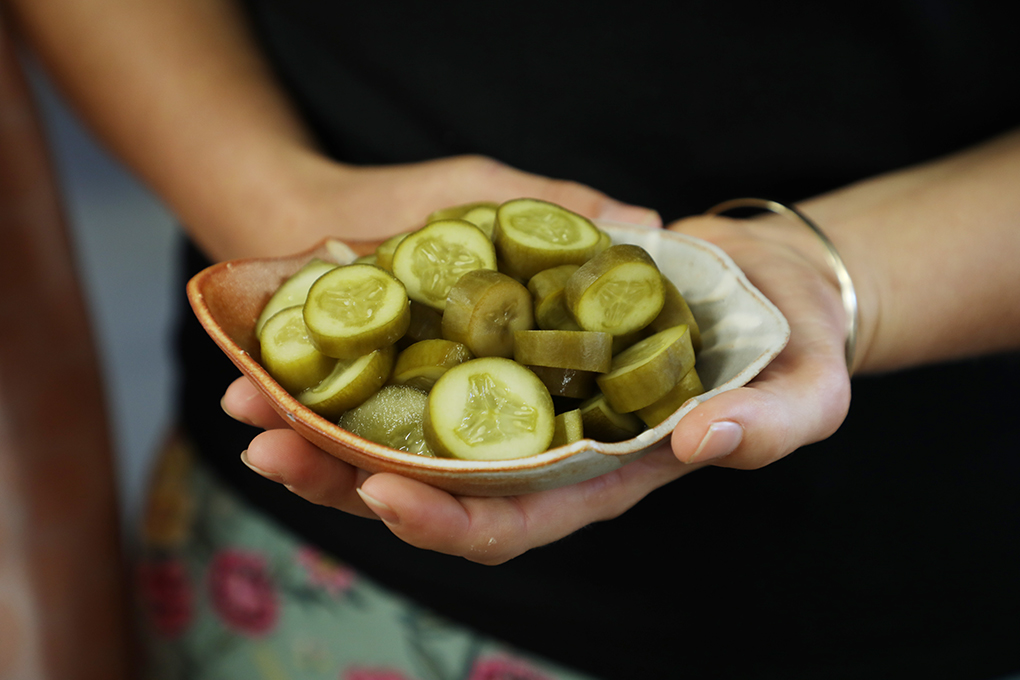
[259,306,336,394]
[528,264,582,331]
[494,198,604,280]
[424,357,555,460]
[634,366,705,428]
[442,269,534,358]
[255,258,337,339]
[646,276,702,352]
[596,324,695,413]
[578,393,645,442]
[551,409,584,448]
[391,219,497,310]
[303,264,410,360]
[389,339,474,391]
[512,330,612,373]
[565,244,665,337]
[297,345,396,421]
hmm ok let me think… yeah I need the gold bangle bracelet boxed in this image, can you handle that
[705,198,859,374]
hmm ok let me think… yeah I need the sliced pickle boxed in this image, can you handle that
[565,244,665,336]
[551,409,584,448]
[513,330,612,373]
[528,365,597,399]
[354,253,379,266]
[634,367,706,428]
[391,219,498,310]
[596,324,695,413]
[389,339,475,391]
[255,258,337,339]
[297,345,397,420]
[303,264,410,359]
[339,385,434,456]
[459,204,498,239]
[426,201,499,225]
[528,264,582,331]
[442,269,534,358]
[374,232,409,272]
[579,393,645,442]
[646,277,702,352]
[494,198,605,280]
[259,306,336,394]
[423,357,555,460]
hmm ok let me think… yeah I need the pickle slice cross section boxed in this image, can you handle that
[303,264,410,359]
[424,357,555,460]
[391,219,498,310]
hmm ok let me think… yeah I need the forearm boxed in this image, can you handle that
[8,0,346,259]
[798,128,1020,373]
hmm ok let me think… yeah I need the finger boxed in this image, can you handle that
[241,428,377,518]
[671,330,851,470]
[221,376,291,430]
[357,444,697,565]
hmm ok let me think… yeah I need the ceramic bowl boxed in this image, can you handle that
[187,222,790,496]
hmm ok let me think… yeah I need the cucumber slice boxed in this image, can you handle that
[338,385,434,456]
[297,345,397,420]
[528,264,582,331]
[578,393,645,442]
[303,264,410,359]
[634,367,705,428]
[513,330,612,373]
[426,201,499,224]
[551,409,584,448]
[424,357,555,460]
[596,324,695,413]
[565,244,665,336]
[259,305,336,394]
[391,219,498,310]
[255,258,337,339]
[374,232,409,272]
[389,339,474,391]
[646,277,702,352]
[459,204,498,239]
[494,198,604,280]
[442,269,534,358]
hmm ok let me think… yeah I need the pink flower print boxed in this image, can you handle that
[207,548,278,636]
[343,668,413,680]
[136,557,193,638]
[297,546,357,597]
[467,655,553,680]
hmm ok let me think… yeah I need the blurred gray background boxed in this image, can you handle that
[31,65,179,536]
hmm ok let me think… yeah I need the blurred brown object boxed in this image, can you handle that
[0,8,135,680]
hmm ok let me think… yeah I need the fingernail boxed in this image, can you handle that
[221,396,254,426]
[687,421,743,464]
[240,450,283,482]
[356,488,400,525]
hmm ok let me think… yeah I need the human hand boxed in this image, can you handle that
[223,207,852,565]
[205,154,661,260]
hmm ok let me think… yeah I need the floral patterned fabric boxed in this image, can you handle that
[136,434,598,680]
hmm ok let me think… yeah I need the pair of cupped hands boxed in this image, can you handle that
[221,155,853,565]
